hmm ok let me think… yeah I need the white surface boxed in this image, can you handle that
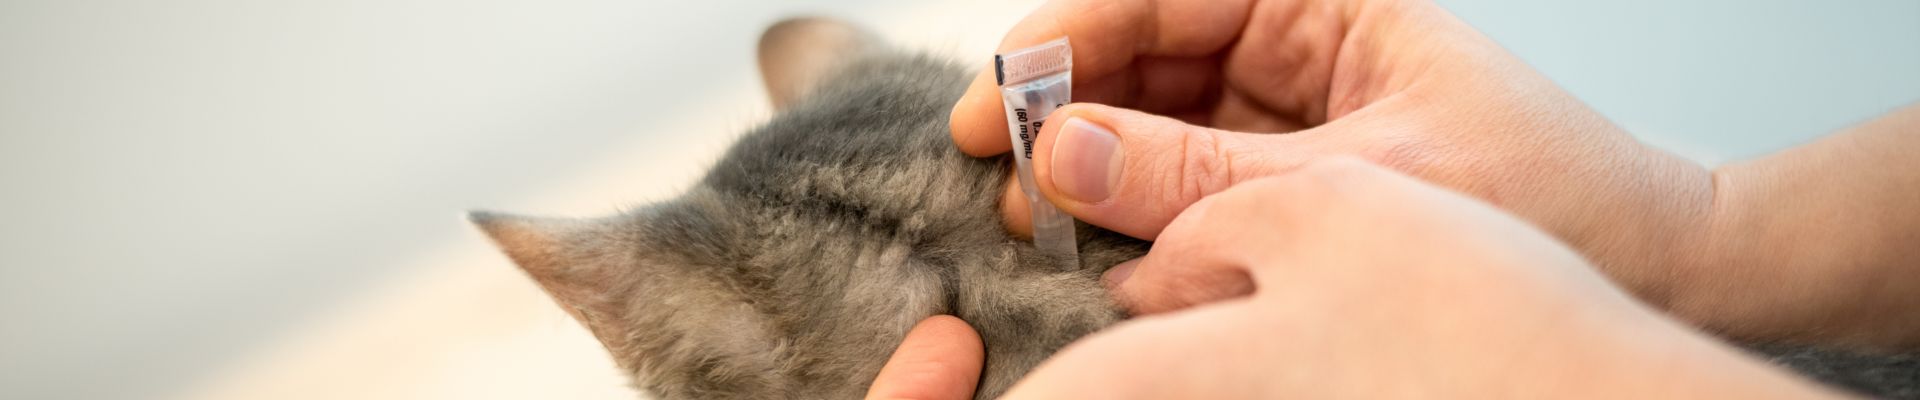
[0,1,1914,399]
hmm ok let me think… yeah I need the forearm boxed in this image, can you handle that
[1675,103,1920,349]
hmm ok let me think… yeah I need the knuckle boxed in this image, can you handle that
[1166,186,1274,247]
[1176,191,1237,228]
[1171,128,1236,206]
[1151,194,1220,242]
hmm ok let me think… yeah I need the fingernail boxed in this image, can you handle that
[1051,117,1123,203]
[1103,258,1140,289]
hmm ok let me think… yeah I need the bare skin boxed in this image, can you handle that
[1683,106,1920,348]
[954,0,1920,348]
[873,159,1846,399]
[864,316,982,400]
[865,0,1920,397]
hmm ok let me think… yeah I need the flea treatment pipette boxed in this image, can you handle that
[995,38,1080,268]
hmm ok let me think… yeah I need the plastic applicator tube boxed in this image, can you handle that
[995,38,1080,268]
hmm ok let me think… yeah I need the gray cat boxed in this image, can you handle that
[471,18,1145,399]
[473,18,1917,400]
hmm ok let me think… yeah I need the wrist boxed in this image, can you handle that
[1670,145,1920,348]
[1657,162,1762,340]
[1626,148,1823,344]
[1564,142,1717,313]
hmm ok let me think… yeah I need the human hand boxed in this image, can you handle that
[957,0,1716,316]
[996,158,1836,399]
[865,315,983,400]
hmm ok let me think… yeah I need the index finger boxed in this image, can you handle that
[865,315,985,400]
[949,0,1254,157]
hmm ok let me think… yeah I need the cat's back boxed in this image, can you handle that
[702,53,979,199]
[692,51,1014,271]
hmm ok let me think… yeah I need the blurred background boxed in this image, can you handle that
[0,0,1914,399]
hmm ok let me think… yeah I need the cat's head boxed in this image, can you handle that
[469,18,1007,398]
[469,198,796,396]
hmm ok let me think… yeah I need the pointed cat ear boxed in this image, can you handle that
[758,17,880,110]
[469,211,634,350]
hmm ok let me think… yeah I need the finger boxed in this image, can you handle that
[1028,103,1334,240]
[1102,157,1395,315]
[999,100,1420,236]
[1084,55,1226,118]
[1001,301,1267,400]
[949,71,1014,157]
[865,315,985,400]
[1100,181,1278,315]
[949,0,1256,157]
[1000,176,1034,239]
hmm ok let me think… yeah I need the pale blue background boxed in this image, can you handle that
[1,0,1915,399]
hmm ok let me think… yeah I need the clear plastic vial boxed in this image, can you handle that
[995,38,1080,268]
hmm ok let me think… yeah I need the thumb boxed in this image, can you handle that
[865,315,985,400]
[1030,104,1316,239]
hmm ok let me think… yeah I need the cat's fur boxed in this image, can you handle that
[472,18,1144,399]
[474,18,1917,400]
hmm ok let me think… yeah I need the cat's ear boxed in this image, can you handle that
[469,211,635,350]
[758,17,880,110]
